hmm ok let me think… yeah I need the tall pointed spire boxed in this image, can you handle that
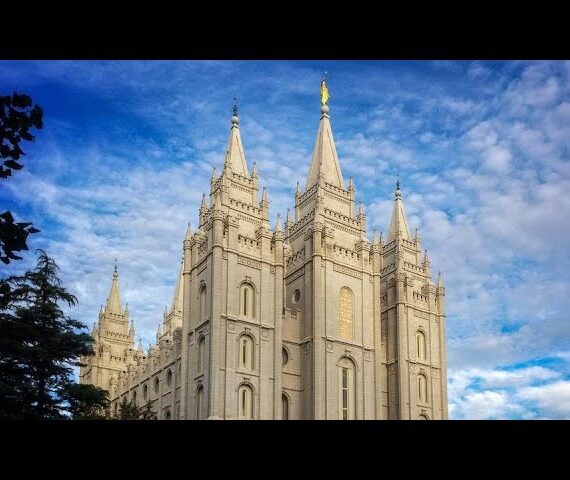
[387,176,411,242]
[224,97,249,176]
[170,259,184,315]
[305,77,344,190]
[106,260,123,315]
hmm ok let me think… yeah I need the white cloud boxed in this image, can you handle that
[518,381,570,418]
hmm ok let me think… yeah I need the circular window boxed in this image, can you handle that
[143,384,148,400]
[282,347,289,366]
[154,377,160,393]
[292,289,301,304]
[166,369,173,387]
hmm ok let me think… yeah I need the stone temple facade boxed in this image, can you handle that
[80,89,448,420]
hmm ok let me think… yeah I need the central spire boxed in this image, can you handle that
[224,98,249,176]
[305,77,345,190]
[106,261,124,315]
[387,176,411,242]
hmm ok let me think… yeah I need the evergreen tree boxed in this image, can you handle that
[0,249,105,419]
[113,397,157,420]
[62,383,109,420]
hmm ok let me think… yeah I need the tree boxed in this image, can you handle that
[0,92,43,264]
[0,249,102,419]
[113,397,157,420]
[63,383,110,420]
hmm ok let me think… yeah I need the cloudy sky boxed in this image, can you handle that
[1,60,569,419]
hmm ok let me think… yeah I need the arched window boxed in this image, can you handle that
[282,347,289,366]
[197,336,206,373]
[238,384,254,419]
[419,414,429,420]
[164,408,171,420]
[166,369,173,387]
[132,390,137,404]
[143,384,148,400]
[282,393,289,420]
[240,283,255,318]
[199,286,207,320]
[338,357,356,420]
[416,330,427,361]
[154,376,160,393]
[338,287,354,340]
[418,374,428,403]
[239,335,254,371]
[196,385,204,420]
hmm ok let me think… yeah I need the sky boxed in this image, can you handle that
[1,60,569,419]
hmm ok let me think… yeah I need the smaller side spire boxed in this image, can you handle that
[261,186,268,205]
[437,271,444,288]
[252,161,258,177]
[200,193,207,210]
[275,213,283,233]
[185,222,193,240]
[372,229,380,245]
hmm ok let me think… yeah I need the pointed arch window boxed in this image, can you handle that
[199,286,207,320]
[418,373,428,403]
[238,384,254,419]
[419,414,429,420]
[198,336,206,373]
[240,283,255,318]
[338,287,354,340]
[239,335,254,371]
[416,330,427,361]
[338,357,356,420]
[196,385,204,420]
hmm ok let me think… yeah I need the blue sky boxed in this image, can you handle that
[1,60,569,419]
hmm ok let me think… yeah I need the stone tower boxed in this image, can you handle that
[80,82,448,420]
[179,103,286,419]
[380,179,448,419]
[79,263,136,393]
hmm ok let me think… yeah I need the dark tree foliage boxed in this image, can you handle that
[0,92,43,264]
[0,249,105,419]
[63,383,110,420]
[0,92,43,178]
[0,211,40,264]
[114,397,157,420]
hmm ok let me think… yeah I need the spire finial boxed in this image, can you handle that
[296,180,301,196]
[113,258,118,277]
[320,73,330,114]
[231,96,239,127]
[395,172,402,199]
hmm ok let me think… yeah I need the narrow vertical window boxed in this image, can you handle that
[416,331,427,361]
[240,283,255,318]
[238,384,253,419]
[418,374,428,403]
[238,335,254,371]
[196,385,204,420]
[198,336,205,373]
[338,357,356,420]
[282,394,289,420]
[200,286,207,320]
